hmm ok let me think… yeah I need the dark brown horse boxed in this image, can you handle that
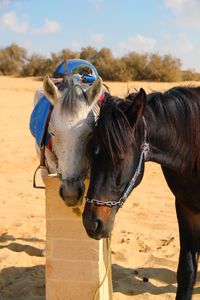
[83,87,200,299]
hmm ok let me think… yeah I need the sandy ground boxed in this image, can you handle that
[0,76,199,300]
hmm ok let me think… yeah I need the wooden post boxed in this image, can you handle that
[45,176,113,300]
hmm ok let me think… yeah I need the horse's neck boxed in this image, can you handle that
[145,106,197,176]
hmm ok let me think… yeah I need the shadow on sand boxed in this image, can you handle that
[1,244,200,299]
[0,265,45,300]
[112,264,200,296]
[0,233,45,299]
[0,232,45,243]
[0,232,45,257]
[0,242,44,257]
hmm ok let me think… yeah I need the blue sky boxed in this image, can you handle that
[0,0,200,71]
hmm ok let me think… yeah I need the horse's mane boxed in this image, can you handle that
[59,79,89,116]
[96,87,200,175]
[94,93,134,163]
[146,86,200,174]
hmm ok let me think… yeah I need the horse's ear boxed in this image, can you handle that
[86,77,103,106]
[43,75,61,105]
[125,88,146,127]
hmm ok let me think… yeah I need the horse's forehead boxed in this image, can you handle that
[50,111,89,137]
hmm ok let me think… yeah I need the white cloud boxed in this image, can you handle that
[20,39,32,52]
[70,41,81,51]
[162,33,193,55]
[159,33,200,70]
[90,33,104,43]
[0,11,28,33]
[165,0,187,8]
[118,34,156,54]
[0,0,10,9]
[88,0,102,10]
[164,0,200,27]
[33,19,61,34]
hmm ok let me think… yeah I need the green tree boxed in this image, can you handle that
[122,52,148,80]
[1,42,199,82]
[21,54,50,76]
[160,54,182,82]
[92,48,114,79]
[105,59,130,81]
[80,46,98,62]
[0,43,27,75]
[145,53,182,82]
[45,49,80,75]
[58,49,79,60]
[182,69,200,81]
[144,53,163,81]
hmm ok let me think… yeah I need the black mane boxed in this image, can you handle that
[95,86,200,174]
[94,93,134,163]
[146,86,200,174]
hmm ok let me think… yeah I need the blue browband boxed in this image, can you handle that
[86,117,150,208]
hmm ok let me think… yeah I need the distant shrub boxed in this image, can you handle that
[21,54,50,76]
[122,52,148,81]
[0,43,27,75]
[182,70,200,81]
[102,59,131,81]
[0,43,200,82]
[80,46,98,62]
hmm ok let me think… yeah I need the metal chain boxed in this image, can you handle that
[86,197,124,208]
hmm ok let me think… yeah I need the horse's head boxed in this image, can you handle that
[43,75,102,207]
[83,89,147,239]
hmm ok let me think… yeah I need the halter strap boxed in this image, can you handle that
[86,117,150,208]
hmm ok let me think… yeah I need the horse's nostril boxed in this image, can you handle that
[77,186,84,199]
[89,218,103,234]
[59,186,64,199]
[95,219,103,234]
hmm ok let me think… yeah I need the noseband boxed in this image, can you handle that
[86,117,150,208]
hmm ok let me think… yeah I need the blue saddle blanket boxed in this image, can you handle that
[30,96,52,147]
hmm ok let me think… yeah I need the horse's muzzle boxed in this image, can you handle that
[59,181,84,207]
[82,206,114,240]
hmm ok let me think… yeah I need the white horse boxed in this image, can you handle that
[34,76,102,207]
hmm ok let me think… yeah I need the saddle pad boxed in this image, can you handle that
[30,96,52,147]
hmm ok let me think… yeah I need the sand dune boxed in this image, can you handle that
[0,76,199,299]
